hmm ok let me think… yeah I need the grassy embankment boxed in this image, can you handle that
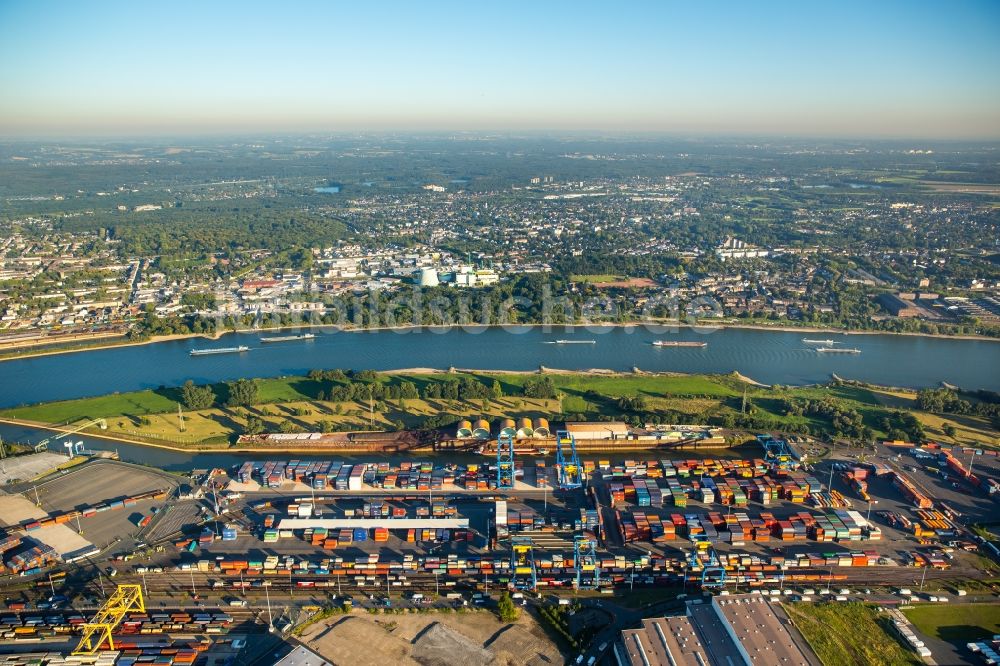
[784,602,923,666]
[903,603,1000,647]
[871,388,1000,447]
[1,371,996,449]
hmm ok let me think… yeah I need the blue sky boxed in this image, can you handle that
[1,0,999,137]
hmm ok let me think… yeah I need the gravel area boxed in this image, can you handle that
[0,452,70,485]
[299,610,562,666]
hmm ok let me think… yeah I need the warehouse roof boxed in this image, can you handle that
[618,596,820,666]
[565,421,628,434]
[273,646,332,666]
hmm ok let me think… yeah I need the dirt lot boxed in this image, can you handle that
[593,277,658,289]
[299,608,563,666]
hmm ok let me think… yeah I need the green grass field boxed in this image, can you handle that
[1,389,179,424]
[784,602,922,666]
[903,603,1000,646]
[0,370,926,447]
[0,371,743,425]
[569,274,626,283]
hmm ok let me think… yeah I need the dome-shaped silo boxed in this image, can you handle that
[498,418,516,438]
[456,419,473,438]
[473,419,491,439]
[533,417,550,438]
[516,417,534,439]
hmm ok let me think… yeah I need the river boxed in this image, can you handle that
[1,326,998,410]
[0,422,750,473]
[0,325,996,470]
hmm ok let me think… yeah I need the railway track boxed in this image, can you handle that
[50,563,974,602]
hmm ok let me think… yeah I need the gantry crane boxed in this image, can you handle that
[555,430,582,490]
[758,434,796,471]
[688,543,727,589]
[573,535,601,590]
[496,434,515,490]
[73,584,145,655]
[510,536,537,591]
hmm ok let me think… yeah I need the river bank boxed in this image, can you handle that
[0,318,996,364]
[0,331,224,363]
[0,413,734,456]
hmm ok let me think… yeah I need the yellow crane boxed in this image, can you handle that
[72,584,145,655]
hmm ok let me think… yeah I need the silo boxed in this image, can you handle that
[456,419,473,438]
[498,418,516,438]
[534,417,551,438]
[418,268,439,287]
[473,419,491,439]
[516,417,534,439]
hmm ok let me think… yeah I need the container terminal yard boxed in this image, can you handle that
[0,431,998,665]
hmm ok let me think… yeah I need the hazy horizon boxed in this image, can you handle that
[2,0,999,139]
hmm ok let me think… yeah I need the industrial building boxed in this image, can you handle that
[877,292,923,318]
[273,646,332,666]
[565,422,630,441]
[616,595,820,666]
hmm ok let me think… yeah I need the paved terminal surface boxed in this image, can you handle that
[0,491,95,558]
[0,492,46,525]
[1,460,181,552]
[32,460,177,512]
[0,452,70,485]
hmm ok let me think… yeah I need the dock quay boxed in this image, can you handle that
[237,420,729,453]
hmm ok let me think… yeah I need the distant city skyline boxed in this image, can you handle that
[1,0,999,138]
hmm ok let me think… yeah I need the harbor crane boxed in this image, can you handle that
[73,584,145,655]
[496,433,515,490]
[555,430,583,490]
[33,419,108,453]
[573,535,601,590]
[758,434,796,471]
[510,536,537,591]
[688,543,727,589]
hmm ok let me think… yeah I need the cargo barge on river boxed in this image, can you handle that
[652,341,708,348]
[190,345,250,356]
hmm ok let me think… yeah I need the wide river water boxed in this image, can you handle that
[0,325,996,469]
[1,326,998,409]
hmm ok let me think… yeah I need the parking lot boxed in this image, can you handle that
[24,460,180,550]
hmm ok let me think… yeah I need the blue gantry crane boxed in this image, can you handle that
[496,433,515,490]
[758,434,796,471]
[555,430,583,490]
[688,543,727,589]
